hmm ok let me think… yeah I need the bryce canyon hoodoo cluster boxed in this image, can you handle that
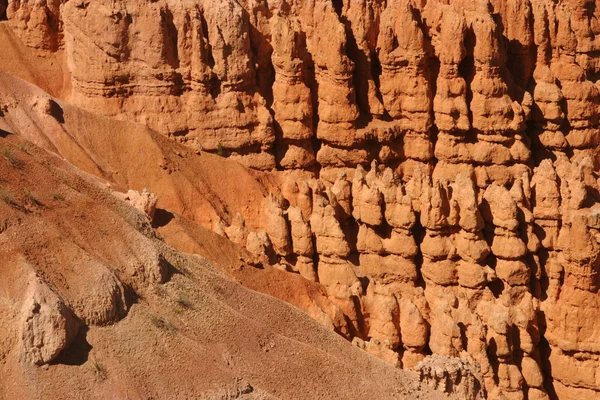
[0,0,599,399]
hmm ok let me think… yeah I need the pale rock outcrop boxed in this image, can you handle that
[352,337,401,367]
[263,195,291,257]
[21,277,80,365]
[380,168,417,230]
[246,231,272,257]
[398,297,429,352]
[287,206,313,258]
[483,184,520,232]
[416,355,485,400]
[532,159,561,220]
[223,213,248,248]
[124,189,158,221]
[317,256,359,287]
[363,285,400,352]
[450,174,483,233]
[330,174,353,218]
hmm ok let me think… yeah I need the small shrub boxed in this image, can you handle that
[0,187,19,208]
[2,146,20,168]
[153,284,167,297]
[216,142,224,157]
[51,192,65,201]
[24,189,42,207]
[18,142,30,154]
[150,315,177,334]
[93,360,107,381]
[176,296,193,310]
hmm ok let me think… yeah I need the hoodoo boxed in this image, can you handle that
[1,1,600,399]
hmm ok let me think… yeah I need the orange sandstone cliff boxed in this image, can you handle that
[2,0,600,399]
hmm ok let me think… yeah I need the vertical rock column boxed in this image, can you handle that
[534,156,600,399]
[355,164,419,284]
[310,181,357,288]
[306,1,362,168]
[270,13,316,170]
[380,167,429,367]
[377,0,434,178]
[481,180,544,399]
[353,163,428,367]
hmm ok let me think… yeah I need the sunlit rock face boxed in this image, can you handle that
[7,0,600,398]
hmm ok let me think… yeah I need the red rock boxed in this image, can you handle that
[5,0,600,397]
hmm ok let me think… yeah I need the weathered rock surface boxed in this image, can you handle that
[5,0,600,398]
[20,275,80,365]
[416,355,485,400]
[123,189,159,221]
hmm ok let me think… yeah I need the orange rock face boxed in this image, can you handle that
[6,0,600,398]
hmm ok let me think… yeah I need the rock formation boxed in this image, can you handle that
[416,355,485,400]
[4,0,600,398]
[20,274,81,365]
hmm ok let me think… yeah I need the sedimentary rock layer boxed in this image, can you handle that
[5,0,600,398]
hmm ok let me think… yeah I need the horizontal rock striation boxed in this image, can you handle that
[6,0,600,398]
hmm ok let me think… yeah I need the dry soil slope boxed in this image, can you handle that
[0,125,442,399]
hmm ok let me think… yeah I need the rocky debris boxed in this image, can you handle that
[203,377,277,400]
[416,355,485,400]
[124,189,158,221]
[20,276,80,365]
[0,123,451,400]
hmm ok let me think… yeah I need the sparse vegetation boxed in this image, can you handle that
[150,315,177,333]
[176,295,193,310]
[2,145,21,168]
[93,360,107,381]
[23,188,42,207]
[18,142,30,154]
[217,142,224,157]
[153,284,167,297]
[51,192,65,201]
[0,187,19,209]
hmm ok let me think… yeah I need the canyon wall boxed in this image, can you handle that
[5,0,600,399]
